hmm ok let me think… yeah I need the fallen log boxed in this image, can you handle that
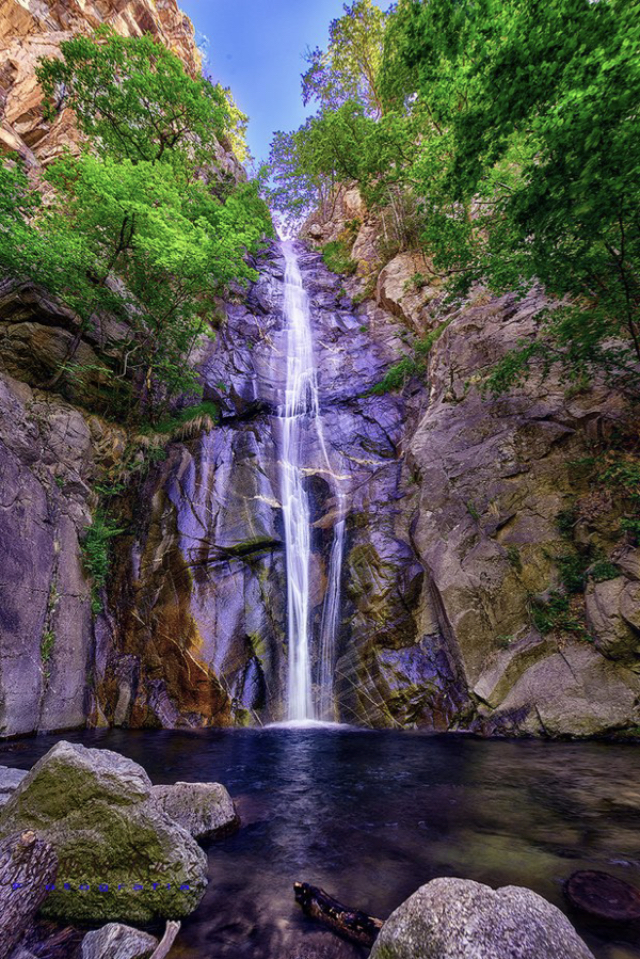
[294,881,384,948]
[0,830,58,959]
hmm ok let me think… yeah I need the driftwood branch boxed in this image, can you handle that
[294,881,383,948]
[0,830,58,959]
[149,920,181,959]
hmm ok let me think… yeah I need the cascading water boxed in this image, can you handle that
[278,240,345,722]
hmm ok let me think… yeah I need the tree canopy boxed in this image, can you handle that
[1,29,271,421]
[268,0,640,392]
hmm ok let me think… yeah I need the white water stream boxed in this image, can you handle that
[279,240,345,722]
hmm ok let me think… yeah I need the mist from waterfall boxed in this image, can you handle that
[279,240,344,722]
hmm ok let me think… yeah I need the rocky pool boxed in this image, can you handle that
[2,727,640,959]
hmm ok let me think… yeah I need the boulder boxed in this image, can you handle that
[0,767,27,806]
[149,782,239,840]
[375,252,440,329]
[0,742,208,923]
[369,878,595,959]
[585,577,640,661]
[80,923,158,959]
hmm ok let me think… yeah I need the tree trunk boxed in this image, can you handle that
[294,881,384,948]
[0,831,58,959]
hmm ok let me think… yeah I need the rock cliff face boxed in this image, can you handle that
[0,0,234,738]
[302,187,640,736]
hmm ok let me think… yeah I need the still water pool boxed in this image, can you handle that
[2,727,640,959]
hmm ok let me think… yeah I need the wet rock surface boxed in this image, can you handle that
[0,373,96,737]
[0,766,27,805]
[405,287,640,736]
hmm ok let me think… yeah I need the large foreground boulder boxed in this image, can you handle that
[0,742,208,923]
[148,782,239,840]
[369,878,595,959]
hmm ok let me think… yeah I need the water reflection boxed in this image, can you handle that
[2,729,640,959]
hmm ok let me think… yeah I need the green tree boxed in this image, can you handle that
[387,0,640,389]
[36,28,230,168]
[1,31,272,421]
[302,0,388,116]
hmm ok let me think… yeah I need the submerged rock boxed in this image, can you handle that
[80,923,158,959]
[369,877,595,959]
[149,782,239,840]
[564,870,640,922]
[0,742,208,923]
[0,766,27,806]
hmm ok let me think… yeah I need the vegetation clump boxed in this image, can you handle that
[369,356,420,395]
[81,511,127,613]
[322,239,358,276]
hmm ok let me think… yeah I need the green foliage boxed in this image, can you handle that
[217,85,251,165]
[403,272,427,294]
[506,546,522,573]
[36,28,229,166]
[621,518,640,541]
[556,506,579,539]
[530,591,589,639]
[81,511,126,613]
[590,559,620,583]
[1,31,272,423]
[394,0,640,385]
[272,0,640,391]
[370,356,420,395]
[41,630,56,666]
[555,552,589,595]
[143,400,220,436]
[603,458,640,506]
[466,500,480,522]
[415,318,452,357]
[301,0,387,116]
[602,450,640,542]
[322,239,358,276]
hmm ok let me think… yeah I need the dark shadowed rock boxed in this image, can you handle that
[565,871,640,922]
[370,878,595,959]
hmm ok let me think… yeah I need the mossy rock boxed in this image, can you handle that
[0,742,207,923]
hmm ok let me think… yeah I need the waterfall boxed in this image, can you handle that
[279,240,344,722]
[318,516,345,722]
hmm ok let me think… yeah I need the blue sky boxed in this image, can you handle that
[178,0,386,165]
